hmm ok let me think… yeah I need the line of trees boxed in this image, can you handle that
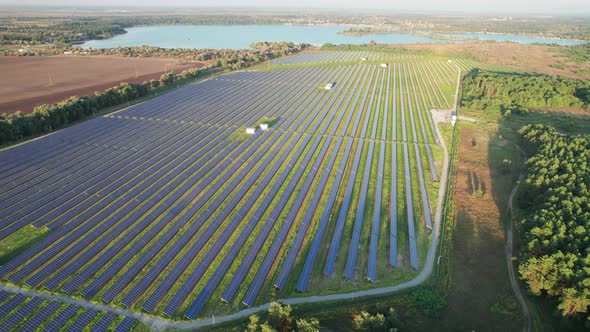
[246,303,319,332]
[461,69,590,113]
[0,42,307,146]
[0,15,290,45]
[517,124,590,320]
[0,68,199,145]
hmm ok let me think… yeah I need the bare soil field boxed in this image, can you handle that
[420,123,524,331]
[405,42,590,79]
[0,56,203,114]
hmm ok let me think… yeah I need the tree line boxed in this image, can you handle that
[0,68,197,145]
[461,69,590,113]
[67,41,308,67]
[0,42,307,146]
[517,124,590,320]
[0,15,291,45]
[242,302,399,332]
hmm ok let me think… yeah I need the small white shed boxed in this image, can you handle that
[260,123,269,131]
[448,59,453,63]
[324,83,334,90]
[361,57,367,61]
[380,63,388,68]
[246,127,256,135]
[451,111,457,126]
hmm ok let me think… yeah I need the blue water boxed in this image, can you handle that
[81,25,584,49]
[433,31,583,45]
[80,25,458,49]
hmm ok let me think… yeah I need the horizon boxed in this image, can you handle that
[1,1,590,16]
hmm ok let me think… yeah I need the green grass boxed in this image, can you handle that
[434,122,459,293]
[0,225,49,265]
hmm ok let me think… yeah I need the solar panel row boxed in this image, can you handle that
[17,301,61,332]
[124,67,344,311]
[323,65,378,277]
[399,63,420,270]
[183,65,360,319]
[277,61,370,291]
[368,68,390,282]
[240,64,374,306]
[0,54,454,319]
[295,63,373,292]
[0,293,138,332]
[0,297,43,331]
[388,65,399,268]
[345,67,385,280]
[219,64,363,307]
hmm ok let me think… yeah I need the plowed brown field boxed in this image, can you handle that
[0,56,203,114]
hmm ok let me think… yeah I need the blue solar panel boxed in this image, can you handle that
[323,66,378,277]
[64,309,98,332]
[90,312,117,332]
[0,58,440,321]
[0,294,27,317]
[114,317,136,332]
[389,65,399,268]
[42,305,79,332]
[399,63,420,271]
[0,297,43,331]
[16,301,61,332]
[296,65,374,291]
[345,68,384,281]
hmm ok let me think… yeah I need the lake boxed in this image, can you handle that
[80,25,457,49]
[80,25,584,49]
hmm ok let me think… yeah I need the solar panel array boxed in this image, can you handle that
[0,292,137,331]
[0,50,458,319]
[270,51,426,65]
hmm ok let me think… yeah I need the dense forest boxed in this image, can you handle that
[461,69,590,113]
[0,42,306,146]
[397,16,590,41]
[517,124,590,320]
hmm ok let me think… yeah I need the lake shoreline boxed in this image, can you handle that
[78,24,584,50]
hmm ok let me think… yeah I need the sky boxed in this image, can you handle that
[2,0,590,15]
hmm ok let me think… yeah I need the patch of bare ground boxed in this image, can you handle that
[0,55,204,114]
[404,42,590,79]
[420,123,523,331]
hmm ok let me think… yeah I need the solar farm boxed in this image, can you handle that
[0,50,485,324]
[0,290,138,331]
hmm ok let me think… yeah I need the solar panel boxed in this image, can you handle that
[90,312,117,332]
[0,297,43,331]
[64,309,98,332]
[114,317,136,332]
[42,305,79,332]
[17,301,61,332]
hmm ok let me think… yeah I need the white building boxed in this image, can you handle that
[246,127,256,134]
[361,57,367,61]
[380,63,388,68]
[260,123,269,131]
[451,111,457,126]
[324,83,334,90]
[448,59,453,63]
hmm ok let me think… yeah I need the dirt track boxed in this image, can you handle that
[0,56,203,114]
